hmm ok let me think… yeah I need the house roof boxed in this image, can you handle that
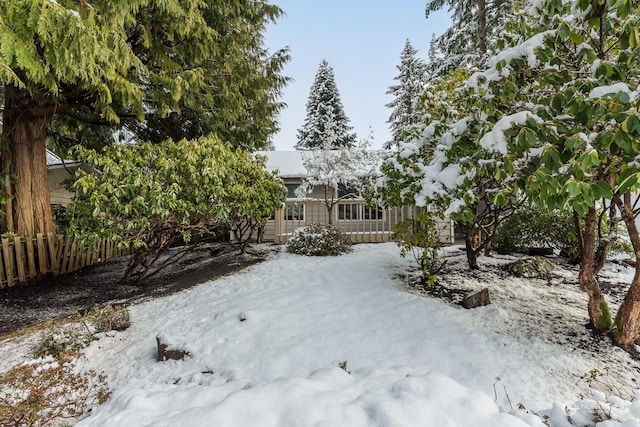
[256,151,307,178]
[256,150,387,179]
[46,149,82,169]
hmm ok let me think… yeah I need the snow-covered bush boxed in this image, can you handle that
[32,325,94,359]
[286,223,352,256]
[89,305,131,333]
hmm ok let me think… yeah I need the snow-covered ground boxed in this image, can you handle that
[2,243,640,426]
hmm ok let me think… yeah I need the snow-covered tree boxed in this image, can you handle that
[296,114,380,223]
[383,0,640,347]
[385,40,428,149]
[425,0,512,78]
[296,60,356,150]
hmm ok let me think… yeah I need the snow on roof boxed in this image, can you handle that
[46,149,81,168]
[46,149,63,166]
[256,150,386,178]
[256,150,307,178]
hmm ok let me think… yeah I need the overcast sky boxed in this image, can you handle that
[265,1,451,150]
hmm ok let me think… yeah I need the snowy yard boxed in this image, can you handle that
[2,242,640,426]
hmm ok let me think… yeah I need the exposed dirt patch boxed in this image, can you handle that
[0,243,280,337]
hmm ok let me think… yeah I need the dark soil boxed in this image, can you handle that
[0,243,278,337]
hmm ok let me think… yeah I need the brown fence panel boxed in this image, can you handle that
[0,234,132,288]
[14,236,26,283]
[2,238,15,286]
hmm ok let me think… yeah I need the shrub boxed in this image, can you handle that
[88,305,131,333]
[69,136,286,284]
[493,205,580,262]
[32,325,93,359]
[286,223,352,256]
[391,211,445,285]
[0,353,111,426]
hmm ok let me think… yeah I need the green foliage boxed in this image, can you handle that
[286,223,352,256]
[228,152,288,252]
[505,257,554,281]
[126,1,290,150]
[32,325,93,359]
[338,361,351,374]
[0,353,111,426]
[609,222,633,256]
[88,305,131,333]
[0,0,145,121]
[68,135,285,283]
[493,205,581,262]
[391,211,444,285]
[595,299,613,330]
[51,204,70,234]
[1,0,289,155]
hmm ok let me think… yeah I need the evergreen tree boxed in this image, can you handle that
[126,1,290,150]
[0,0,289,236]
[385,39,428,149]
[383,0,640,347]
[296,60,356,150]
[425,0,511,78]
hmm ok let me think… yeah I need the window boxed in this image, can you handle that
[338,203,383,220]
[363,205,384,220]
[338,203,358,220]
[286,204,304,221]
[285,183,300,199]
[337,184,360,199]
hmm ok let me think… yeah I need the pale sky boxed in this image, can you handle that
[265,1,451,150]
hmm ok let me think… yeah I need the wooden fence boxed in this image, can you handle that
[271,200,455,245]
[0,233,131,288]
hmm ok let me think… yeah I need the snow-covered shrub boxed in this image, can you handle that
[88,304,131,333]
[0,353,110,426]
[506,257,554,281]
[32,325,94,359]
[286,223,352,256]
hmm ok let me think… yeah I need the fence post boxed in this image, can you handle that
[26,236,37,278]
[14,236,26,283]
[274,208,284,244]
[0,243,6,288]
[47,232,59,272]
[2,238,15,286]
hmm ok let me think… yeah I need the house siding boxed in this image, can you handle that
[48,168,74,207]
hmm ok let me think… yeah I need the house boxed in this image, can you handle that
[46,149,84,207]
[256,151,455,244]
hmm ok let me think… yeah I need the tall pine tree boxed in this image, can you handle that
[425,0,511,78]
[296,60,356,150]
[385,39,428,149]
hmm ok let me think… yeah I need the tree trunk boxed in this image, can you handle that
[465,223,479,269]
[1,85,55,236]
[476,0,487,60]
[578,206,610,331]
[613,193,640,347]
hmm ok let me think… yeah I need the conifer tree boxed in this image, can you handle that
[0,0,288,236]
[385,40,428,149]
[425,0,511,78]
[296,60,356,150]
